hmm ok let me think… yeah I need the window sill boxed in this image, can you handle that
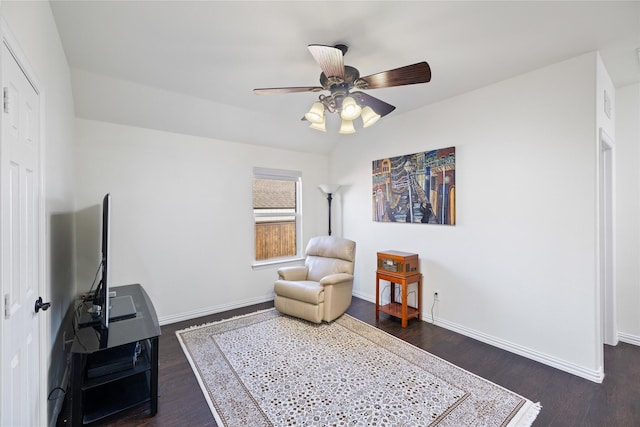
[252,257,305,270]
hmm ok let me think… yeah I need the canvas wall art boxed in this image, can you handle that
[372,147,455,225]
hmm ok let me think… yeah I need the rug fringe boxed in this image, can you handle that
[507,401,542,427]
[174,307,277,335]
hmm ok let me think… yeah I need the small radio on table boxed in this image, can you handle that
[377,251,419,276]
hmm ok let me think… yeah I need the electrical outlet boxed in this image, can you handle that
[434,290,440,301]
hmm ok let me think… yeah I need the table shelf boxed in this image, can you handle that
[378,302,421,321]
[82,372,151,424]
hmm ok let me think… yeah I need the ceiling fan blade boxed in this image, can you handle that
[308,44,345,79]
[254,86,324,95]
[360,62,431,90]
[352,91,396,117]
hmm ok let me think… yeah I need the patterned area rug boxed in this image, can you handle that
[176,309,540,426]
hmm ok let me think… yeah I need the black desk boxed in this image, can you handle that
[70,284,161,426]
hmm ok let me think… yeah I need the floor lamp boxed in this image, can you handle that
[318,184,341,236]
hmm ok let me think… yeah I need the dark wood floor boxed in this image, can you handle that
[58,297,640,426]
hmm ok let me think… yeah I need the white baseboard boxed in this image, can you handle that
[352,291,604,383]
[352,290,373,301]
[427,314,604,383]
[159,294,275,326]
[618,332,640,346]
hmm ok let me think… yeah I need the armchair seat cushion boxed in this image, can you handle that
[274,280,324,305]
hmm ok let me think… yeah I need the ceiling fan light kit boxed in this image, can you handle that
[309,119,327,132]
[305,102,326,124]
[361,106,381,128]
[254,44,431,135]
[339,119,356,134]
[340,96,362,121]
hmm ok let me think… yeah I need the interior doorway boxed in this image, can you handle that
[599,129,617,350]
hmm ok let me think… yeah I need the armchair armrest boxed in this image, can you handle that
[319,273,354,287]
[277,266,309,281]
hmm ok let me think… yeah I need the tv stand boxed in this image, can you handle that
[70,284,161,426]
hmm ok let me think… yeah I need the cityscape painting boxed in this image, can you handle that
[372,147,456,225]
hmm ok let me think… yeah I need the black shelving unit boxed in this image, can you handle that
[70,284,161,426]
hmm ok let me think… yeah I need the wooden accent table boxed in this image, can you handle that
[376,271,422,327]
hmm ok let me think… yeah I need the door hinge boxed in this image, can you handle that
[3,87,9,114]
[4,293,10,319]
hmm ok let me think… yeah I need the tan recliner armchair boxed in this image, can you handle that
[274,236,356,323]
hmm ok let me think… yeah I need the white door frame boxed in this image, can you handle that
[0,17,48,426]
[597,128,617,350]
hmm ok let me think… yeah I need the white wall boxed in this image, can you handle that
[74,119,329,324]
[330,53,603,381]
[616,83,640,344]
[0,1,76,425]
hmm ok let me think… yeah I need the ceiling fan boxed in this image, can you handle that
[253,44,431,134]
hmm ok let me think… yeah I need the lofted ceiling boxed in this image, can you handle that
[49,1,640,154]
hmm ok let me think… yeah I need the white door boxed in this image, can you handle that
[0,40,43,426]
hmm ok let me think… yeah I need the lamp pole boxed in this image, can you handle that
[326,192,333,236]
[318,184,341,236]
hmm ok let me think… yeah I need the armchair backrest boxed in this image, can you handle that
[304,236,356,281]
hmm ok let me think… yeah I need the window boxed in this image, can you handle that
[253,167,302,263]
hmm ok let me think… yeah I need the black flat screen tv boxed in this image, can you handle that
[93,193,112,328]
[79,193,137,330]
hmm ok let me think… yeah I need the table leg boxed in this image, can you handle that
[417,275,422,321]
[375,274,380,320]
[150,337,159,415]
[71,353,86,427]
[390,282,396,304]
[401,280,408,328]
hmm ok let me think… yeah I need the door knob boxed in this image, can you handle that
[34,297,51,313]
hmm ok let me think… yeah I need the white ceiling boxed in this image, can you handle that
[49,1,640,154]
